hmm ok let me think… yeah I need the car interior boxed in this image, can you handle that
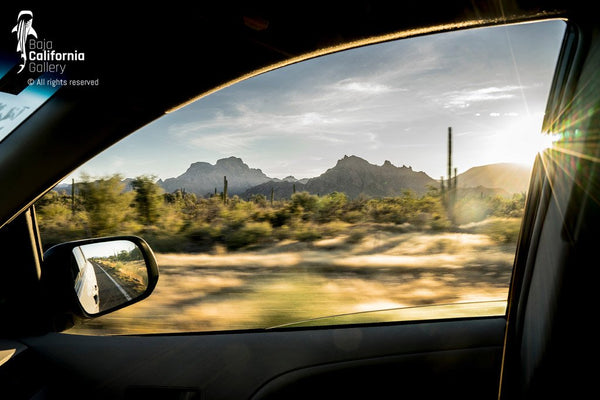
[0,1,598,399]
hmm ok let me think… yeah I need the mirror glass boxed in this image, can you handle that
[71,240,148,314]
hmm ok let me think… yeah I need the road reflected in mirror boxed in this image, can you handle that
[72,240,148,314]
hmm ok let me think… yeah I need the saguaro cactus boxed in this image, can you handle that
[223,176,228,204]
[71,178,75,216]
[446,127,455,222]
[452,167,458,220]
[448,127,452,190]
[454,167,458,189]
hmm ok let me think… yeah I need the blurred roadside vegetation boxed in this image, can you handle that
[35,174,526,253]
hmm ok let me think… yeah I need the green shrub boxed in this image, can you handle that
[340,210,364,223]
[429,213,451,231]
[290,192,319,219]
[294,225,322,242]
[269,208,292,227]
[36,179,525,254]
[223,222,273,250]
[186,223,221,248]
[317,192,348,222]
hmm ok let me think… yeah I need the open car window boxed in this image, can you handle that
[35,20,566,334]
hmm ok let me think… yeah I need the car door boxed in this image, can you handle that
[2,5,595,400]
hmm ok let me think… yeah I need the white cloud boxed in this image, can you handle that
[440,85,522,109]
[167,104,358,156]
[332,78,394,94]
[300,112,339,126]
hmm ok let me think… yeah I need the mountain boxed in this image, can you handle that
[457,163,531,194]
[219,155,437,199]
[55,157,530,199]
[242,180,306,200]
[304,155,436,198]
[158,156,271,195]
[158,155,436,199]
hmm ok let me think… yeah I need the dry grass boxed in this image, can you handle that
[68,229,514,335]
[99,259,148,295]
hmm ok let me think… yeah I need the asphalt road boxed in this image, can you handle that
[91,260,132,312]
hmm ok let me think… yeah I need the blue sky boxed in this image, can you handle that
[69,19,566,182]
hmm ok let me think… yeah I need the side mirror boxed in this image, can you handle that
[42,236,159,321]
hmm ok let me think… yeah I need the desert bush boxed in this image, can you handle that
[250,193,268,207]
[340,210,364,223]
[78,174,135,236]
[36,178,525,253]
[186,223,221,245]
[365,197,411,224]
[294,224,322,242]
[222,221,273,250]
[267,207,292,227]
[131,175,164,226]
[461,217,522,244]
[454,193,526,225]
[290,192,319,219]
[317,192,348,222]
[429,213,451,231]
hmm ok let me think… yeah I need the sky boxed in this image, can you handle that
[68,20,566,182]
[79,240,138,259]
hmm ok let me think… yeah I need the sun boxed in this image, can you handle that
[489,112,557,167]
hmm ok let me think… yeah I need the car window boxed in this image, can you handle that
[0,64,62,142]
[36,20,566,334]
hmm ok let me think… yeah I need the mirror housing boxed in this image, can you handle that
[41,236,159,328]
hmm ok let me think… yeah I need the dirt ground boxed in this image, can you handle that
[68,230,514,335]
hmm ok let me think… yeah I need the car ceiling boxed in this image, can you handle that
[0,1,575,229]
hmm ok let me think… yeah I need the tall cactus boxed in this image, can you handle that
[448,127,452,190]
[452,167,458,220]
[71,178,75,216]
[446,127,455,222]
[270,187,274,206]
[454,167,458,189]
[223,176,228,204]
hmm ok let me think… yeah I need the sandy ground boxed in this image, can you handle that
[68,230,514,335]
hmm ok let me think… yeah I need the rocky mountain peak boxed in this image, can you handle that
[305,155,436,198]
[215,156,245,167]
[334,155,371,168]
[160,156,270,195]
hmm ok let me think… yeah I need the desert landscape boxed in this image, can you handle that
[67,221,514,335]
[36,155,526,335]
